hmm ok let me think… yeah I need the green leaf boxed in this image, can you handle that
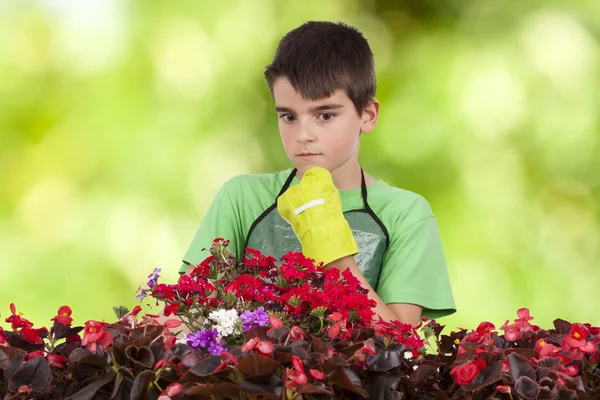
[112,306,130,320]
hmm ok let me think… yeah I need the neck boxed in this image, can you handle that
[330,163,362,190]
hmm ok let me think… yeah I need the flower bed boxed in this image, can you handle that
[0,240,599,399]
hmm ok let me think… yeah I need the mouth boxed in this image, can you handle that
[295,153,322,160]
[296,152,322,157]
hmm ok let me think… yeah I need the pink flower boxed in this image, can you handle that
[450,359,487,385]
[561,323,596,361]
[501,308,536,342]
[81,321,113,353]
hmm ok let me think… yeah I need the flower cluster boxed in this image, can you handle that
[207,308,241,337]
[140,239,380,354]
[424,308,600,398]
[186,328,227,355]
[1,239,599,400]
[240,306,269,331]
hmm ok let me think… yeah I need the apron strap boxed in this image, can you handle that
[360,169,369,210]
[277,168,297,198]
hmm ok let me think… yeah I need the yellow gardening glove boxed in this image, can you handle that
[277,167,358,265]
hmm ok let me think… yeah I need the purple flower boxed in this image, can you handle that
[187,329,226,355]
[240,307,269,332]
[135,286,148,301]
[147,268,161,288]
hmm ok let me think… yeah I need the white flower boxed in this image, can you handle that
[404,351,414,360]
[208,309,241,337]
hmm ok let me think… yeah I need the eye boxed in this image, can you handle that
[319,113,335,121]
[279,114,296,122]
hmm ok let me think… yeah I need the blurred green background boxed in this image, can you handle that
[1,0,599,333]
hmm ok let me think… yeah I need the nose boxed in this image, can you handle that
[296,121,316,144]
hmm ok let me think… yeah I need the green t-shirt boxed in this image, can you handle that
[181,169,456,319]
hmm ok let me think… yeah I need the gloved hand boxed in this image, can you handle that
[277,167,358,265]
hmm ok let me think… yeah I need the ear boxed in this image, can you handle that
[360,99,380,134]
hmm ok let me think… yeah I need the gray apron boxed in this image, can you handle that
[245,169,389,290]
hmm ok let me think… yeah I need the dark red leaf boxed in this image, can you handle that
[52,321,83,341]
[0,347,26,383]
[69,370,117,400]
[507,352,536,381]
[124,345,155,369]
[239,374,283,400]
[330,367,369,397]
[553,319,572,334]
[463,361,503,391]
[8,357,52,394]
[295,382,334,395]
[186,382,240,397]
[130,370,156,400]
[409,361,444,383]
[236,353,281,377]
[514,376,540,399]
[366,343,406,372]
[187,355,227,378]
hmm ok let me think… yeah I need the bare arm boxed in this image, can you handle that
[327,256,422,326]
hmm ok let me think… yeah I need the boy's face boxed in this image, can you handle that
[272,78,378,179]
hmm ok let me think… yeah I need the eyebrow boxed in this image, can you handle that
[274,103,345,113]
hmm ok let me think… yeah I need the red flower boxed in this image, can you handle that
[0,327,6,346]
[496,385,511,394]
[561,323,596,361]
[5,303,33,330]
[561,364,579,376]
[163,302,180,317]
[241,337,274,355]
[241,337,259,353]
[289,326,306,341]
[535,338,561,358]
[501,308,537,342]
[51,306,73,326]
[21,328,43,344]
[47,354,68,368]
[465,322,496,344]
[158,382,183,400]
[163,335,176,350]
[267,314,283,333]
[81,321,113,353]
[121,305,143,328]
[288,356,308,386]
[309,369,325,380]
[450,360,487,385]
[25,350,44,361]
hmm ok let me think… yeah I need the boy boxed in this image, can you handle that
[180,21,456,326]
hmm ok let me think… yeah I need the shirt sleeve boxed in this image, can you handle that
[179,177,244,275]
[376,197,456,319]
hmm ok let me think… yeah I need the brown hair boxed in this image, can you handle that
[264,21,376,114]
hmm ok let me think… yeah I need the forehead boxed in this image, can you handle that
[272,78,351,109]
